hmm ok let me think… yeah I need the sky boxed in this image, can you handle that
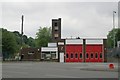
[1,1,118,39]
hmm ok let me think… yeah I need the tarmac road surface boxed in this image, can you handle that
[2,62,119,78]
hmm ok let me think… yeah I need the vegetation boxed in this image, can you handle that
[36,27,52,47]
[107,28,120,48]
[1,26,119,60]
[1,28,35,59]
[107,28,120,59]
[1,27,52,59]
[2,28,17,60]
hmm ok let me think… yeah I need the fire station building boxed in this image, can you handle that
[21,18,107,63]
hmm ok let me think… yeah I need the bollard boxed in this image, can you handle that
[109,64,114,69]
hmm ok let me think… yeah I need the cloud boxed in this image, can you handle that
[2,2,118,38]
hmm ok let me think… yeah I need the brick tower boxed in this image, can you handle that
[52,18,61,42]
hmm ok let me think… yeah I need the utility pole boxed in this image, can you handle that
[20,15,24,61]
[21,15,24,48]
[113,11,116,48]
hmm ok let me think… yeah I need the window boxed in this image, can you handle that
[100,53,102,58]
[91,53,93,58]
[55,37,58,39]
[86,53,88,58]
[51,53,56,59]
[61,47,63,50]
[41,53,45,59]
[75,53,78,58]
[71,53,73,58]
[54,34,58,37]
[55,27,58,30]
[95,53,98,58]
[54,22,57,26]
[66,54,69,58]
[28,51,34,54]
[80,53,82,58]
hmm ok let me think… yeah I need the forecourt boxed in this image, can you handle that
[2,62,119,78]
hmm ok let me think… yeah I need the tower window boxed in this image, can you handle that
[55,27,58,30]
[54,22,57,26]
[54,34,58,37]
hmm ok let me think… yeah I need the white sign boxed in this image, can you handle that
[66,39,83,44]
[86,39,103,44]
[41,47,58,51]
[48,43,57,47]
[58,42,64,45]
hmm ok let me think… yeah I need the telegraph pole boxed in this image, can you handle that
[20,15,24,61]
[21,15,24,48]
[113,11,116,48]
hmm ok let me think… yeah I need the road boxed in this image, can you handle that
[2,62,119,78]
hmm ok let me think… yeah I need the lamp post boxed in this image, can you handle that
[113,11,116,48]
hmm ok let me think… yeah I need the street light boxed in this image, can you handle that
[113,11,116,48]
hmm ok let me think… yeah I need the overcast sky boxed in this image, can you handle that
[2,2,118,39]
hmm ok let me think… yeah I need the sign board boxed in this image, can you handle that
[58,42,64,45]
[48,43,57,47]
[66,39,83,44]
[86,39,103,44]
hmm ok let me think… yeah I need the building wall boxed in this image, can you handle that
[21,48,41,61]
[57,39,65,62]
[41,47,58,60]
[65,39,106,63]
[52,18,61,42]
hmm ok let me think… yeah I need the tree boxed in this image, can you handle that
[13,31,21,52]
[23,35,28,44]
[107,28,120,48]
[115,28,120,42]
[1,28,37,60]
[36,27,52,47]
[28,37,36,47]
[2,28,17,59]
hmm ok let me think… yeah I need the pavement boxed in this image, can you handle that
[1,62,119,78]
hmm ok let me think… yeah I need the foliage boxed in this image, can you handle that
[107,28,120,48]
[36,27,52,47]
[1,27,52,59]
[115,28,120,41]
[2,28,17,59]
[28,37,36,47]
[2,28,37,59]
